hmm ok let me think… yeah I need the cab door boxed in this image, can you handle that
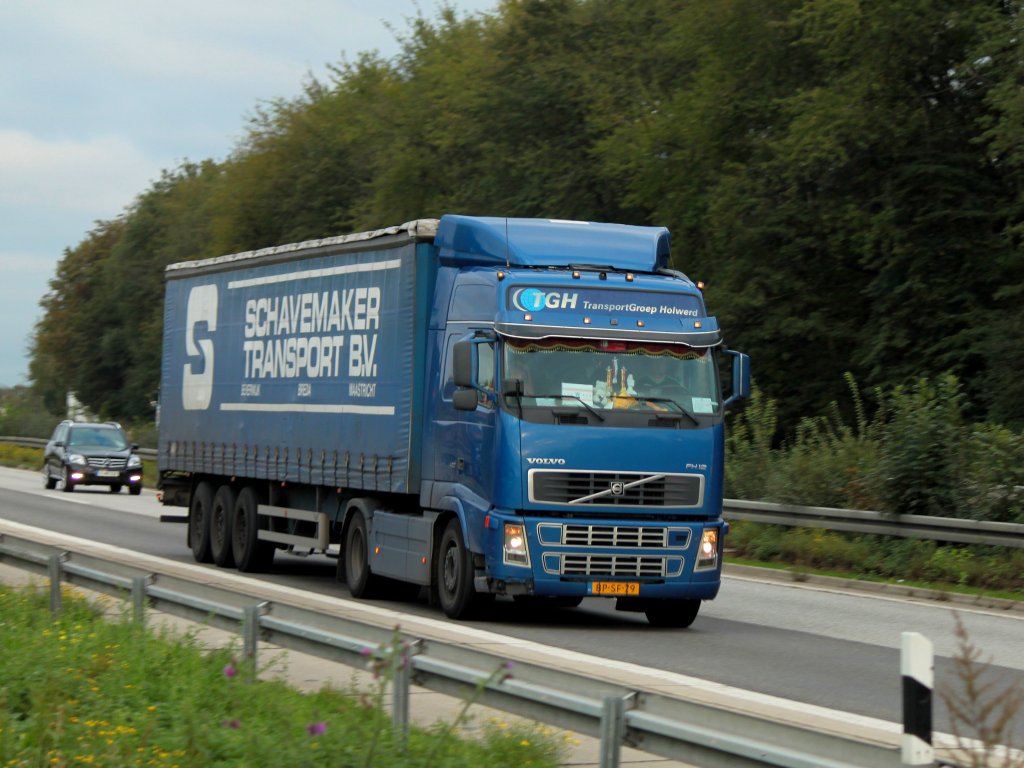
[433,330,497,501]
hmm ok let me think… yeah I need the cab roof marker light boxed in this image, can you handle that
[497,271,506,281]
[626,273,634,282]
[637,320,645,327]
[694,321,702,329]
[610,318,619,326]
[696,280,706,290]
[524,313,533,322]
[572,271,581,279]
[583,317,592,324]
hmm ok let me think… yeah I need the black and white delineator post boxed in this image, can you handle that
[901,631,934,766]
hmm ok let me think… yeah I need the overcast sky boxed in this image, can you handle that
[0,0,497,388]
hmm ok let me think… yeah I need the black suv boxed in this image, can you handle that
[43,420,144,495]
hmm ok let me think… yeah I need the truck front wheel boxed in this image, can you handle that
[645,598,700,628]
[188,481,214,563]
[209,485,237,568]
[437,519,482,619]
[232,486,274,573]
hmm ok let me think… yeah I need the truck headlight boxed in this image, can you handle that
[503,523,530,567]
[695,527,719,571]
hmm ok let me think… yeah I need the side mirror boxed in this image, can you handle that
[452,389,479,411]
[723,349,750,409]
[453,340,474,388]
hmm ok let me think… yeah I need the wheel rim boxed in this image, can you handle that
[442,542,459,595]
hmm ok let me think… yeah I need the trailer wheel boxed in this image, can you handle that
[343,509,381,598]
[232,486,274,573]
[437,519,481,619]
[645,598,700,628]
[209,485,237,568]
[188,482,214,563]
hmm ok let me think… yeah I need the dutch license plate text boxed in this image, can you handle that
[590,581,640,596]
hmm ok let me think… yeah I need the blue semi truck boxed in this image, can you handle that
[157,215,749,627]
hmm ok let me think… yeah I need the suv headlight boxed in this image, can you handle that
[127,455,142,469]
[68,453,86,465]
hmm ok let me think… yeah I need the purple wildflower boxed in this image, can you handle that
[306,721,327,736]
[223,662,237,678]
[221,719,241,729]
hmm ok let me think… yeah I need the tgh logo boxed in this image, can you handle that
[511,288,579,312]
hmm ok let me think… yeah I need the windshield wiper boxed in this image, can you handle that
[528,393,606,422]
[635,397,700,426]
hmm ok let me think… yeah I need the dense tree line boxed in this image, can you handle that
[29,0,1024,436]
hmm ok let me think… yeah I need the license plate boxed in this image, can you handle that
[590,581,640,596]
[97,470,119,478]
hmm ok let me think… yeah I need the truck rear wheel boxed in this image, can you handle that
[645,598,700,628]
[188,481,214,563]
[232,486,274,573]
[437,519,482,619]
[343,509,381,598]
[209,485,237,568]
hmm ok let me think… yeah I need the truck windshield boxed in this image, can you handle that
[501,337,719,417]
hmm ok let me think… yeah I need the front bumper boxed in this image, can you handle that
[480,511,725,601]
[66,464,143,487]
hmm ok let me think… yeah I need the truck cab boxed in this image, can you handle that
[422,216,749,627]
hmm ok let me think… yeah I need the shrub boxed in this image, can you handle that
[875,374,967,517]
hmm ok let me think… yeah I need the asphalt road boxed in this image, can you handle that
[2,465,1022,742]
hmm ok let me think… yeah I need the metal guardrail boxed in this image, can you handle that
[1,435,157,460]
[0,527,907,768]
[723,500,1024,549]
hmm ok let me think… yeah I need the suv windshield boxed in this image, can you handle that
[502,337,719,417]
[68,427,129,450]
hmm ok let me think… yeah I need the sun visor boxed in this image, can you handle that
[435,215,671,272]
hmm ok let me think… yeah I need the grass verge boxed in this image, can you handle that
[0,584,566,767]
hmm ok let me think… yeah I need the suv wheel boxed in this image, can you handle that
[61,467,74,493]
[43,467,57,490]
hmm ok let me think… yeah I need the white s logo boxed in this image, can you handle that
[182,284,218,410]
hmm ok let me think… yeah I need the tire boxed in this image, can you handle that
[343,507,382,598]
[109,484,122,494]
[61,467,74,493]
[128,485,142,496]
[232,486,274,573]
[209,485,237,568]
[436,519,481,619]
[188,482,214,563]
[644,599,700,628]
[43,467,57,490]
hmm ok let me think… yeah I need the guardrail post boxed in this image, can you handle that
[901,632,934,766]
[243,602,268,680]
[48,553,67,614]
[391,638,423,749]
[599,695,626,768]
[131,576,150,626]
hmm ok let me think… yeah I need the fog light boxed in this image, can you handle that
[696,528,719,570]
[70,472,85,481]
[503,523,530,567]
[129,475,142,483]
